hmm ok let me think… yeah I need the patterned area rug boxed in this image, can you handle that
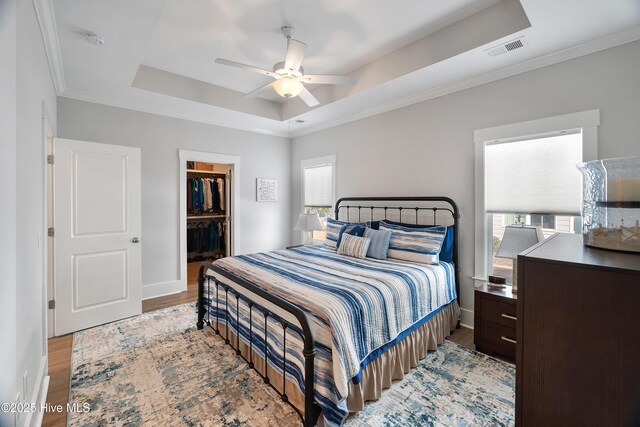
[69,304,514,426]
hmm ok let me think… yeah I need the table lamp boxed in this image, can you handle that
[496,225,544,293]
[294,212,323,245]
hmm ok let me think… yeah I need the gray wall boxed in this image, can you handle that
[57,98,292,297]
[291,40,640,326]
[0,0,17,424]
[1,0,59,424]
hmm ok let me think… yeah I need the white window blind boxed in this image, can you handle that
[304,164,333,207]
[485,132,582,215]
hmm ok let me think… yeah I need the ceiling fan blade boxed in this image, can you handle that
[215,58,278,79]
[299,74,357,85]
[284,39,306,74]
[298,86,319,107]
[244,81,276,98]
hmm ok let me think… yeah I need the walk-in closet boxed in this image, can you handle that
[186,161,231,284]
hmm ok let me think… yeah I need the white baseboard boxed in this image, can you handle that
[142,280,185,300]
[460,308,474,329]
[22,355,48,427]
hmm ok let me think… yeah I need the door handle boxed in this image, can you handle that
[131,237,140,243]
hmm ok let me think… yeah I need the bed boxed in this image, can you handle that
[196,196,461,426]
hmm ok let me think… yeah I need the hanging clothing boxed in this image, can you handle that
[203,178,212,211]
[187,220,226,259]
[187,179,192,211]
[191,179,200,212]
[212,178,221,211]
[217,178,225,211]
[209,179,220,210]
[198,179,205,209]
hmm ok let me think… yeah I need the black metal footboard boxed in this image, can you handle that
[196,262,321,427]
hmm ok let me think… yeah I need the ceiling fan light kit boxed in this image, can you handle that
[273,77,304,98]
[214,25,357,107]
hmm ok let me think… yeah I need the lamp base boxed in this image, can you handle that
[511,259,518,294]
[301,231,313,246]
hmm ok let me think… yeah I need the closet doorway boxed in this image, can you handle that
[186,161,230,284]
[179,150,240,291]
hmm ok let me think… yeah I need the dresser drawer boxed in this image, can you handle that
[478,321,516,359]
[479,297,517,327]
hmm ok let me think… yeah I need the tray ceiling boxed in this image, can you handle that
[47,0,640,137]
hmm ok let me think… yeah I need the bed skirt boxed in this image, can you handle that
[211,300,460,420]
[346,300,460,411]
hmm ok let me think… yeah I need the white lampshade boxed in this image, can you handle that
[294,213,323,232]
[496,225,544,259]
[272,77,304,98]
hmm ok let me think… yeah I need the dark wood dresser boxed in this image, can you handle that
[516,233,640,427]
[474,284,517,361]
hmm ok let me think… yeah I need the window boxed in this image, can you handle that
[301,155,336,242]
[474,110,599,286]
[529,214,555,230]
[492,213,580,282]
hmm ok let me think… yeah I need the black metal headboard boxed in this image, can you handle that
[334,196,460,303]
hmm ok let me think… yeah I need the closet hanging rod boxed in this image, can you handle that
[187,214,228,220]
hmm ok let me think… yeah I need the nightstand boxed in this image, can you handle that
[474,283,517,361]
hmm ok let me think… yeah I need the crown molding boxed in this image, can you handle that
[291,25,640,139]
[33,0,66,95]
[59,88,291,139]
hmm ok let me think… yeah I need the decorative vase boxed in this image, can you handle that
[577,157,640,253]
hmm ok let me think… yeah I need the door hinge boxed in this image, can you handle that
[48,300,55,309]
[47,227,55,237]
[47,155,54,165]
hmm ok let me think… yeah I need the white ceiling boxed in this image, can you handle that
[142,0,501,94]
[48,0,640,137]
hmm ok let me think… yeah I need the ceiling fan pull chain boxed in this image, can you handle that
[288,97,292,138]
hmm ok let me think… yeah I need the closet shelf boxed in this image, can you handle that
[186,169,227,176]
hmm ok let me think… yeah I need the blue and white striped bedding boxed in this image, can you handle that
[204,244,457,426]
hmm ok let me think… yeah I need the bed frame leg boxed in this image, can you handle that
[303,348,318,427]
[196,263,208,330]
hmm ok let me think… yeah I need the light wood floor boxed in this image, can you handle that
[43,262,475,427]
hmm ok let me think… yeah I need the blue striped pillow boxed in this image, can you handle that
[379,221,446,265]
[324,218,366,249]
[337,233,371,259]
[363,228,392,260]
[337,224,366,247]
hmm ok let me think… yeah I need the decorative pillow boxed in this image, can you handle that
[324,218,366,249]
[381,220,455,263]
[363,228,392,260]
[379,221,447,265]
[365,220,380,230]
[337,233,371,259]
[337,224,366,247]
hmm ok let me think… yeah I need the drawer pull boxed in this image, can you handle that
[501,336,517,344]
[501,313,517,321]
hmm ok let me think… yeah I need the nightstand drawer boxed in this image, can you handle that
[478,321,516,359]
[479,298,517,327]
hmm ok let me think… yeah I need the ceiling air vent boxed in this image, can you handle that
[485,36,528,57]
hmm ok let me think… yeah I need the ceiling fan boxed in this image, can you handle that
[215,26,357,107]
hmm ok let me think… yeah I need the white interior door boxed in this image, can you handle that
[53,138,141,335]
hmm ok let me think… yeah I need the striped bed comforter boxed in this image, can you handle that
[204,244,457,426]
